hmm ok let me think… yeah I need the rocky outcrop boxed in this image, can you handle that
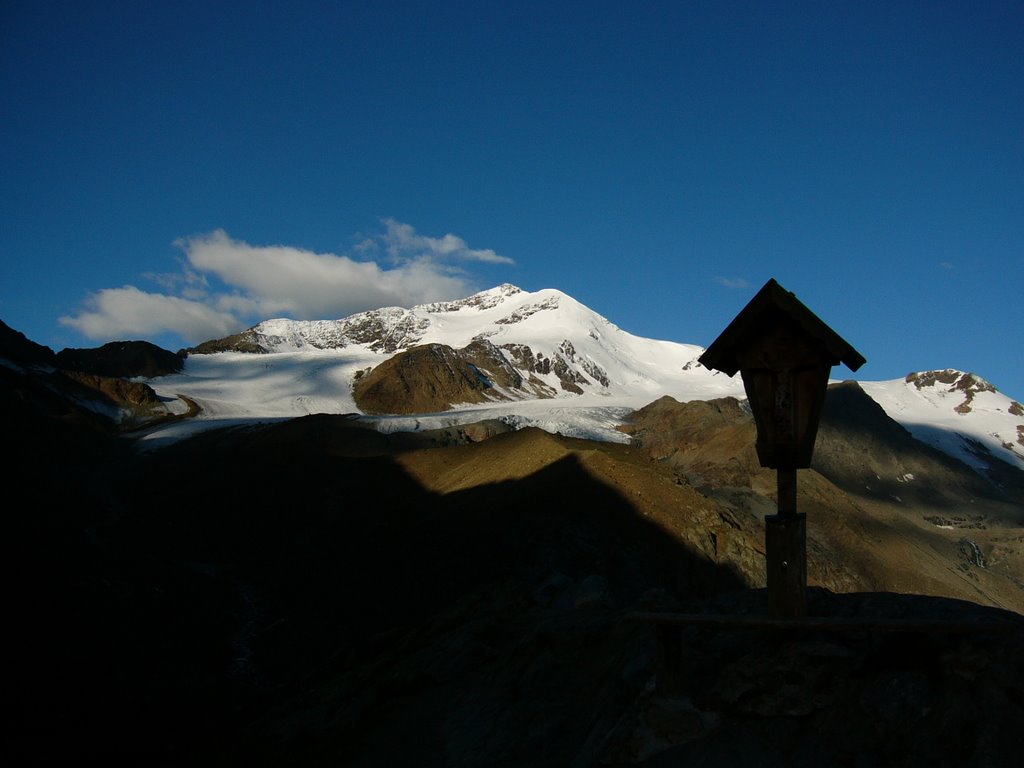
[352,342,505,414]
[186,329,268,355]
[352,337,613,413]
[55,340,184,378]
[419,282,523,313]
[338,309,431,352]
[495,293,561,324]
[194,286,531,356]
[907,369,998,414]
[60,370,163,407]
[620,396,761,488]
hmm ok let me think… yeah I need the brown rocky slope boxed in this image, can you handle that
[622,383,1023,612]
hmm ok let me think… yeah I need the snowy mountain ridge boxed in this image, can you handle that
[146,285,1024,474]
[162,283,736,425]
[230,284,554,352]
[861,369,1024,473]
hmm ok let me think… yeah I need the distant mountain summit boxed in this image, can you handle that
[177,284,737,420]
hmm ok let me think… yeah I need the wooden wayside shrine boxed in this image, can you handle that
[698,278,865,618]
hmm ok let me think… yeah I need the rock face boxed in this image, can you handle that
[351,338,602,414]
[193,285,531,355]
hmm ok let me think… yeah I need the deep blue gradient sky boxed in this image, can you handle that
[2,1,1022,396]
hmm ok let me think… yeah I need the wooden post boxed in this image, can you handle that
[776,466,797,516]
[766,467,806,618]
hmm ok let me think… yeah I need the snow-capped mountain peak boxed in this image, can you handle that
[203,285,718,402]
[149,286,1023,476]
[157,285,734,440]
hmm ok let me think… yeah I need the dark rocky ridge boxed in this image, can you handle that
[0,319,187,431]
[54,339,184,378]
[600,589,1023,767]
[0,318,56,366]
[0,318,183,379]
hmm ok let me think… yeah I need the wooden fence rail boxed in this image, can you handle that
[628,611,1023,696]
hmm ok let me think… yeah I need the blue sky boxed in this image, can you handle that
[2,1,1022,397]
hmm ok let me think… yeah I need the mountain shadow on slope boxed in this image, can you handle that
[14,413,749,766]
[231,452,749,767]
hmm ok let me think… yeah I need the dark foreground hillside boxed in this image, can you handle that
[10,388,1023,766]
[4,323,1022,767]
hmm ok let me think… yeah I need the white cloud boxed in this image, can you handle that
[59,286,240,343]
[61,221,514,345]
[713,276,752,289]
[381,218,515,264]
